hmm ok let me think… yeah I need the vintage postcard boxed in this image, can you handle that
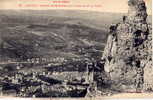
[0,0,152,99]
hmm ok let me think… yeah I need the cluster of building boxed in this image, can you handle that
[0,58,104,97]
[0,70,60,97]
[0,57,66,64]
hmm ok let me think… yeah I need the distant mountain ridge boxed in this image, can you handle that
[0,10,151,61]
[0,10,151,30]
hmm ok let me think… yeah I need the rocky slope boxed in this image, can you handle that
[102,0,152,92]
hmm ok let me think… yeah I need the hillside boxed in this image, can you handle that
[0,10,151,61]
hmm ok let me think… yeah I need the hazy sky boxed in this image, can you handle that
[0,0,152,14]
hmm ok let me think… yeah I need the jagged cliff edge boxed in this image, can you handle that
[102,0,152,92]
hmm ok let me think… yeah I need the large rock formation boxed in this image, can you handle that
[102,0,152,92]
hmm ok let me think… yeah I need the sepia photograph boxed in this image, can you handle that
[0,0,152,98]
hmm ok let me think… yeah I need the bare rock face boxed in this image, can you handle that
[127,0,148,23]
[102,0,152,92]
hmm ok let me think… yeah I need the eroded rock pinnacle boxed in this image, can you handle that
[102,0,152,92]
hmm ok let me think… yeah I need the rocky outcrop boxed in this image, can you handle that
[102,0,152,92]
